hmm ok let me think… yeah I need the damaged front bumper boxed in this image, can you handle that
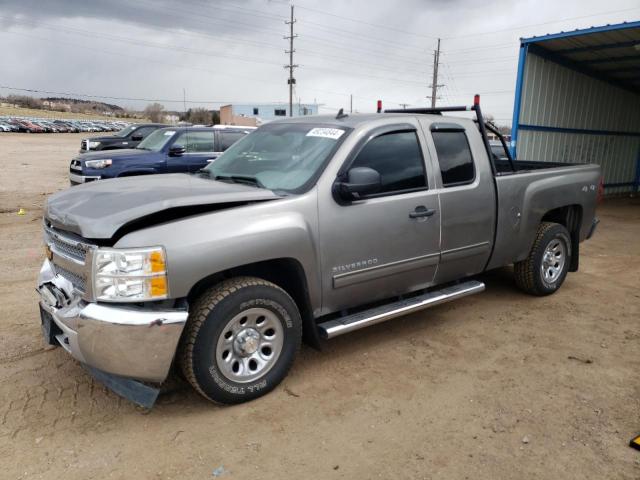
[37,259,188,406]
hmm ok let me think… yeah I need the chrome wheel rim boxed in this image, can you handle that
[215,308,284,383]
[540,238,566,284]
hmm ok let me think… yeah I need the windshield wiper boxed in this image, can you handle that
[214,174,266,189]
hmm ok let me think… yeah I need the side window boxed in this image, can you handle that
[175,131,215,153]
[274,109,286,116]
[431,131,475,187]
[350,131,427,195]
[133,127,156,139]
[219,132,246,151]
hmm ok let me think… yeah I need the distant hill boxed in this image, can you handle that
[43,97,124,112]
[1,94,140,118]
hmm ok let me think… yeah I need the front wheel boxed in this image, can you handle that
[180,277,302,404]
[514,222,571,296]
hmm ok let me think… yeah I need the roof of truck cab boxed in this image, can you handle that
[268,113,458,128]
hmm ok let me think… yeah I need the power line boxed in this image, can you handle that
[207,0,433,55]
[245,0,439,41]
[0,16,434,86]
[443,6,640,39]
[0,85,242,104]
[2,29,420,110]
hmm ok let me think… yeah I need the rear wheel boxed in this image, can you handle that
[180,277,302,404]
[514,222,571,296]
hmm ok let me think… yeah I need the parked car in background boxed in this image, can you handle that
[17,120,44,133]
[79,123,165,152]
[69,126,253,184]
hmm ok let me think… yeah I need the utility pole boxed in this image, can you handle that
[427,38,444,108]
[284,5,298,117]
[399,103,409,110]
[350,94,353,114]
[182,88,187,120]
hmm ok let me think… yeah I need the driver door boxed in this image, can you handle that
[318,123,441,313]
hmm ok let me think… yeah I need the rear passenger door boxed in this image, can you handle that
[318,123,441,313]
[422,121,496,284]
[167,130,216,172]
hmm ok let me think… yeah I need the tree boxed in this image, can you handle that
[186,107,212,124]
[144,102,166,123]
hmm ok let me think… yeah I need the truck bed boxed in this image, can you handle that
[486,161,601,270]
[494,158,581,174]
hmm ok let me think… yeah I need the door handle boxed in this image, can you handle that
[409,206,436,219]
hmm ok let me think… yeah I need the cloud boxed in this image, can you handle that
[0,0,637,121]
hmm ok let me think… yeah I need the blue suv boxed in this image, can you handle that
[69,126,253,185]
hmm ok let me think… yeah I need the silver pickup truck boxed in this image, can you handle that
[37,98,600,407]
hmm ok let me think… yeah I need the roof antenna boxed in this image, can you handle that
[336,108,348,120]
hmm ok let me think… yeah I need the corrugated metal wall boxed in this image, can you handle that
[517,52,640,194]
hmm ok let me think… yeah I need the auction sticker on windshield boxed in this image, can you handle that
[306,128,344,140]
[164,131,176,136]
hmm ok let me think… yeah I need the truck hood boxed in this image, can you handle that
[45,173,282,240]
[79,148,146,161]
[83,135,124,143]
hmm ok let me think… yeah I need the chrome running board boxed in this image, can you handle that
[318,280,485,339]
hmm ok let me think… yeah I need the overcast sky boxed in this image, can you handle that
[0,0,639,124]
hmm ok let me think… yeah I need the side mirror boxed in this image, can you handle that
[169,145,186,156]
[335,167,381,201]
[131,134,143,141]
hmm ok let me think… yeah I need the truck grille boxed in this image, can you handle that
[44,222,94,296]
[53,264,86,293]
[48,231,87,262]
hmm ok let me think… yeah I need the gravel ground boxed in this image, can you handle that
[0,132,638,479]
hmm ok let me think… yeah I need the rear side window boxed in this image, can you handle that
[175,131,215,152]
[219,132,246,151]
[133,126,156,138]
[431,131,475,187]
[350,131,426,195]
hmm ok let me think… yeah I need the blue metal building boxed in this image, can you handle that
[511,21,640,194]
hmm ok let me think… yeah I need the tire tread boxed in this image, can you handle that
[179,276,293,404]
[514,222,560,296]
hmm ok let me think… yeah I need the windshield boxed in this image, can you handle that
[204,123,348,192]
[114,125,137,138]
[137,129,176,151]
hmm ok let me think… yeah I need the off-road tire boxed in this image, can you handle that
[514,222,571,296]
[180,277,302,404]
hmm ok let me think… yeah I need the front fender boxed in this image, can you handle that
[115,192,322,313]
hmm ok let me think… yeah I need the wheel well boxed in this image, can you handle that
[186,258,321,349]
[541,205,582,272]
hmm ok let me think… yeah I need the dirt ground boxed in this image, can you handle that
[0,132,638,479]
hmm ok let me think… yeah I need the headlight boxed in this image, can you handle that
[85,159,112,169]
[87,140,101,149]
[92,246,168,302]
